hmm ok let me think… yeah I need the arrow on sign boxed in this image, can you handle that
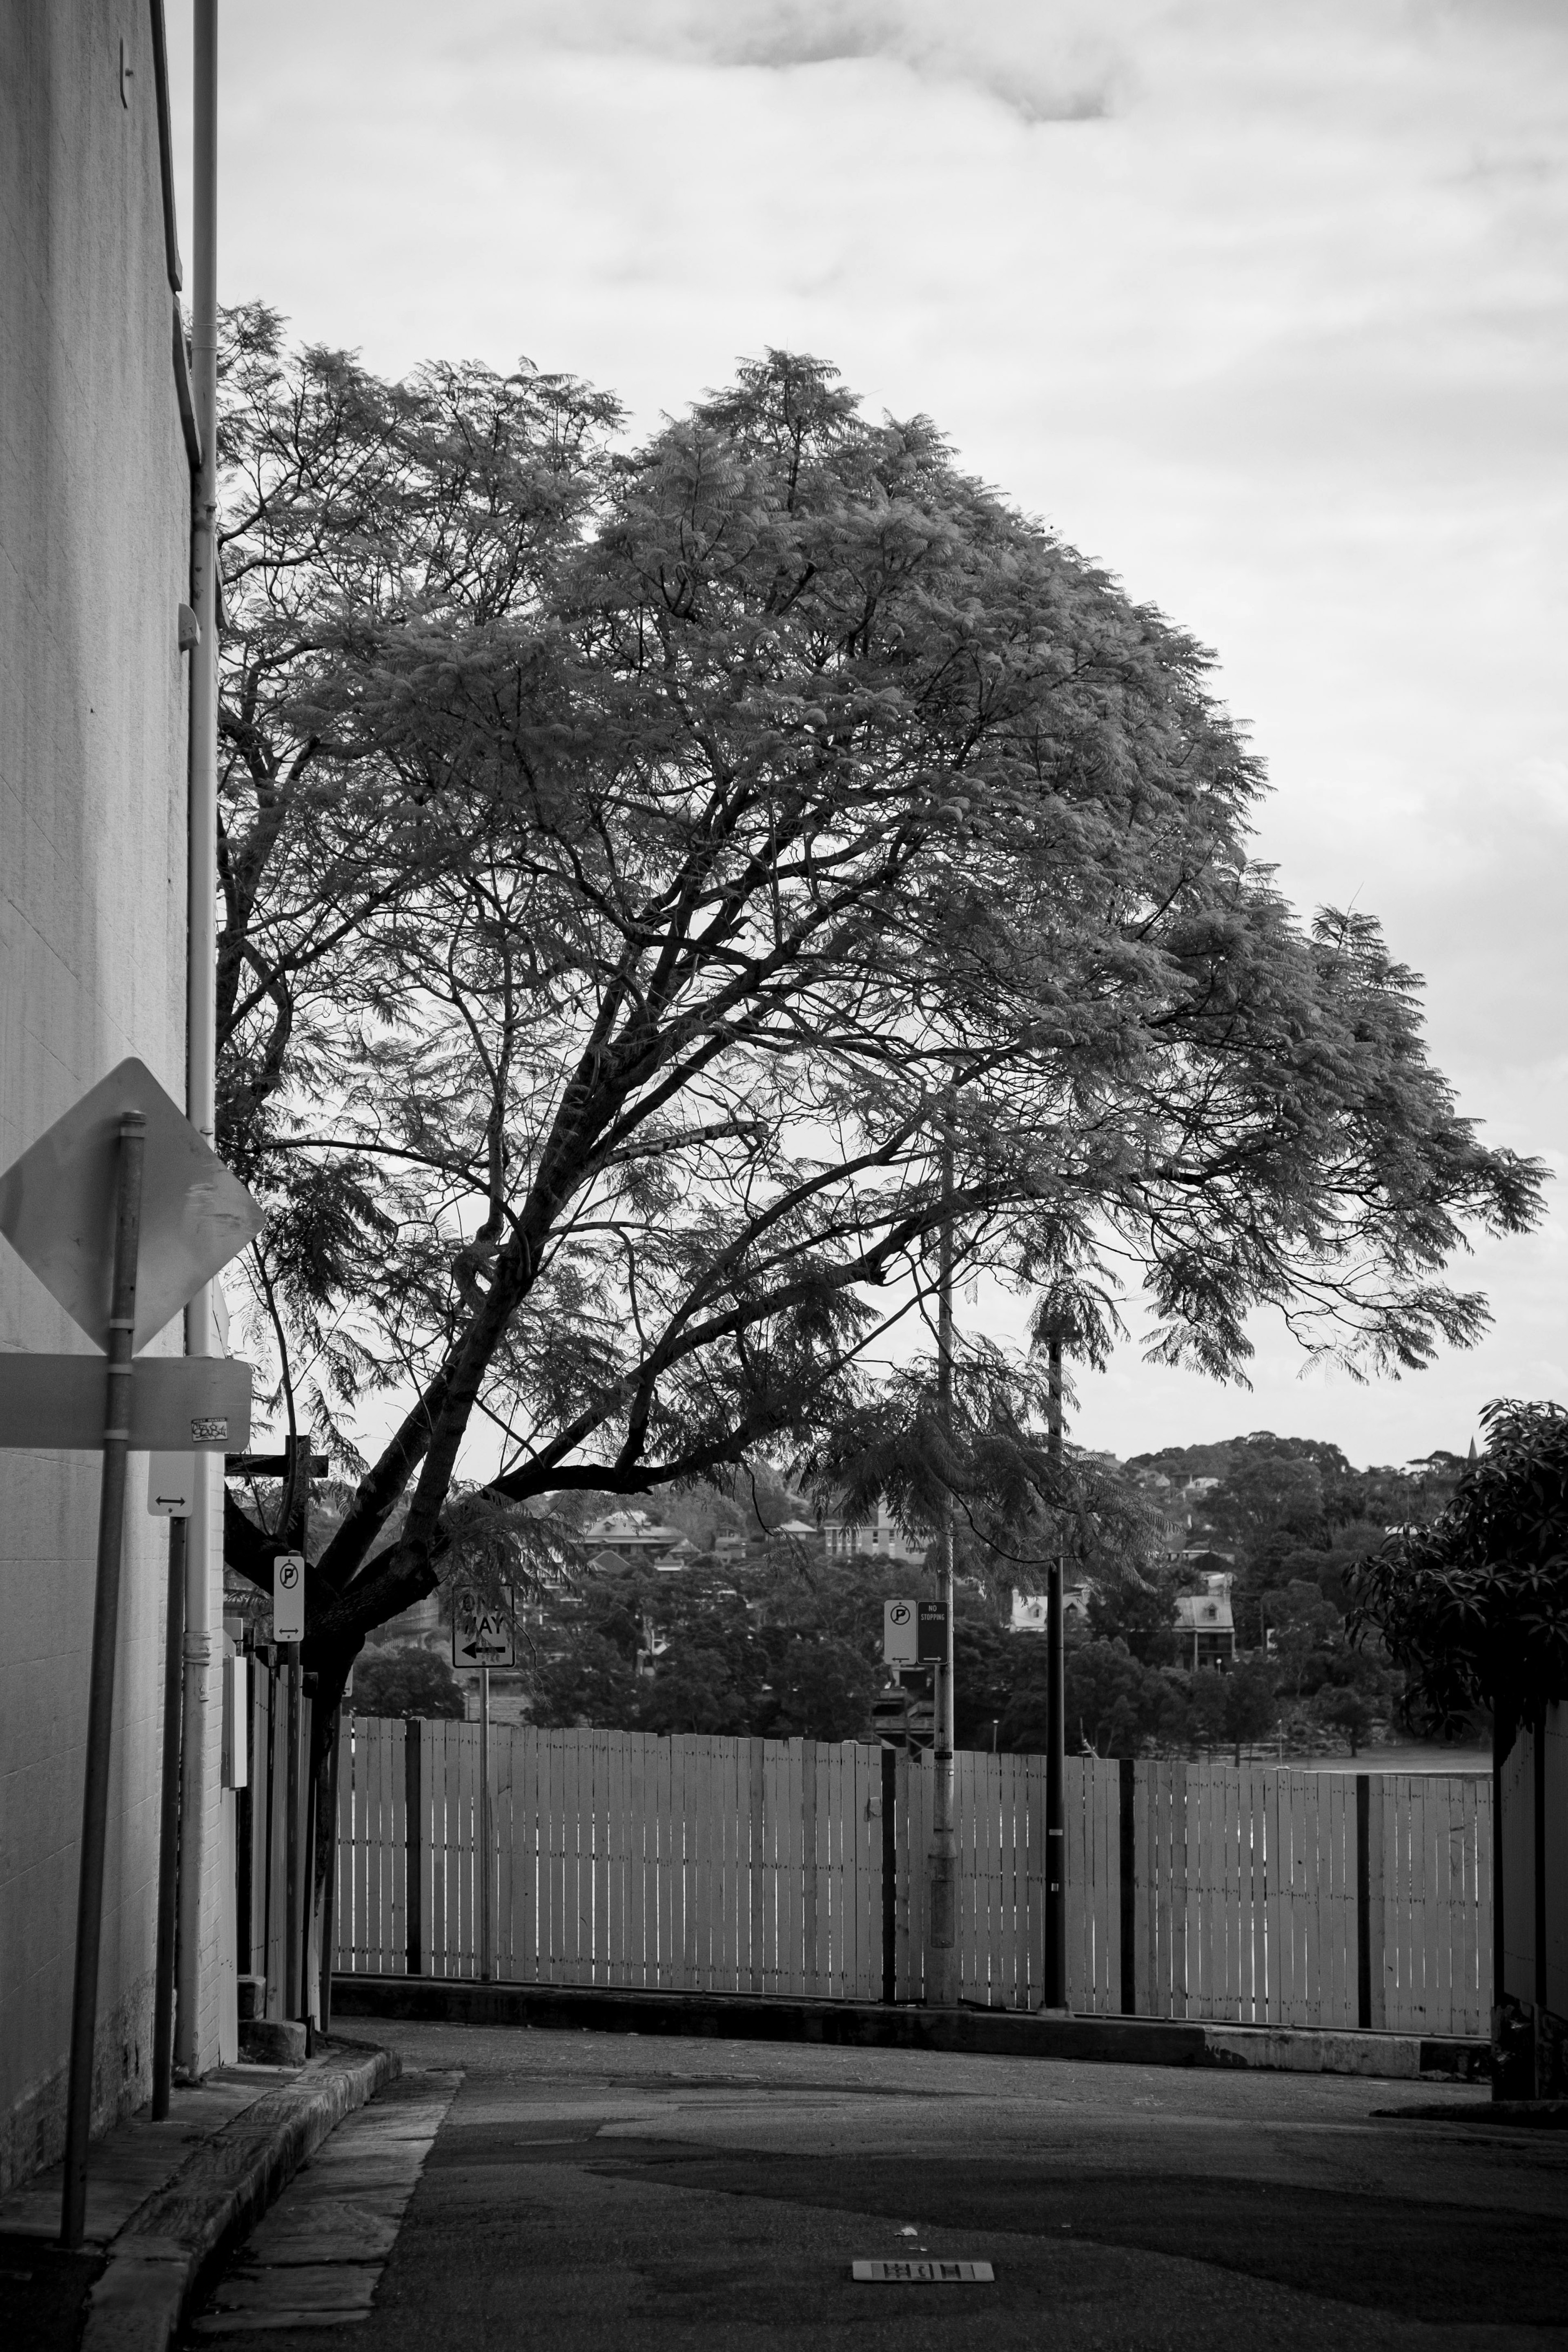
[452,1587,516,1669]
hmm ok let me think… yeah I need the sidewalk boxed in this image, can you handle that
[332,1973,1487,2083]
[0,2039,395,2352]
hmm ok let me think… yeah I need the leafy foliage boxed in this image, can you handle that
[352,1645,465,1721]
[1348,1400,1568,1730]
[209,318,1541,1714]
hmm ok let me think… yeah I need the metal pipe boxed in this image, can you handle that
[60,1115,146,2247]
[318,1706,343,2035]
[177,0,219,2081]
[1045,1335,1067,2012]
[925,1125,958,2006]
[284,1650,301,2019]
[151,1514,187,2119]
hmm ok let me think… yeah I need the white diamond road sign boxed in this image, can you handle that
[0,1056,262,1353]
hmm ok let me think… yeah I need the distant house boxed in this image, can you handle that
[1174,1573,1236,1670]
[1009,1584,1092,1634]
[582,1509,690,1561]
[818,1497,929,1565]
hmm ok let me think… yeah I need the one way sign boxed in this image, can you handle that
[452,1587,515,1670]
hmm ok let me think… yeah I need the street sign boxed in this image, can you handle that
[0,1057,262,1353]
[918,1600,949,1663]
[273,1553,305,1643]
[452,1587,515,1669]
[147,1454,196,1516]
[882,1597,917,1665]
[0,1353,252,1450]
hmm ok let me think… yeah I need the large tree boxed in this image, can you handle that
[211,324,1541,1738]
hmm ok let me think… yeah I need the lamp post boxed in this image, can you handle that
[1045,1332,1068,2014]
[925,1123,959,2006]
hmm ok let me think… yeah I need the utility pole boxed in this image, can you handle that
[1045,1333,1068,2013]
[925,1123,958,2006]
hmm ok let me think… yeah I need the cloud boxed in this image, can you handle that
[486,0,1129,121]
[164,0,1568,1460]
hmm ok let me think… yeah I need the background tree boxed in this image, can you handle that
[1349,1399,1568,1734]
[1224,1659,1279,1762]
[350,1646,465,1721]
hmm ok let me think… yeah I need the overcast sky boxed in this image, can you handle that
[169,0,1566,1471]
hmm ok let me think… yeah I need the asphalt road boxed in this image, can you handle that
[185,2022,1568,2351]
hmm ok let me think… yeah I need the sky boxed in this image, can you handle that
[167,0,1567,1472]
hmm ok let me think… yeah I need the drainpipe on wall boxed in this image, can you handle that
[176,0,219,2078]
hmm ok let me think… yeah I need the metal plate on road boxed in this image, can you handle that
[0,1057,262,1352]
[852,2261,994,2283]
[453,1587,515,1668]
[0,1352,252,1449]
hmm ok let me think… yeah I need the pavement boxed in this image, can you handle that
[181,2017,1568,2351]
[332,1973,1489,2081]
[0,2039,394,2352]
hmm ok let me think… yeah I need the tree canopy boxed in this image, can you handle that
[1349,1399,1568,1730]
[210,313,1543,1697]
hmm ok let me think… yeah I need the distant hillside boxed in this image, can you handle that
[1125,1432,1359,1481]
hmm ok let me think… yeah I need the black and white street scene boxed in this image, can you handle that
[2,7,1566,2349]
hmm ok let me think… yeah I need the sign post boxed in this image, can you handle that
[452,1591,514,1982]
[273,1555,306,2018]
[0,1058,263,2246]
[60,1115,145,2246]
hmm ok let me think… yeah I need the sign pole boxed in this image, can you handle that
[284,1645,301,2020]
[151,1514,187,2120]
[60,1113,146,2247]
[479,1667,492,1984]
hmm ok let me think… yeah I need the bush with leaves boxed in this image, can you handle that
[1348,1400,1568,1732]
[351,1645,466,1720]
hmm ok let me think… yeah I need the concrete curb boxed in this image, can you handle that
[1373,2096,1568,2127]
[331,1974,1485,2082]
[81,2039,398,2352]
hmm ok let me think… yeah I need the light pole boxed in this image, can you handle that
[1045,1333,1068,2013]
[925,1122,959,2006]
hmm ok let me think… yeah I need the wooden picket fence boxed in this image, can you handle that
[334,1718,1492,2035]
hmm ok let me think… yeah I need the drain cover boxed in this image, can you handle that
[852,2260,995,2283]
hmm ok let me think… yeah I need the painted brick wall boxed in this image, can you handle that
[0,2,196,2189]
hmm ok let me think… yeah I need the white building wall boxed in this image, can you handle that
[0,3,196,2187]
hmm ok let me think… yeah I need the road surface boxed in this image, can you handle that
[185,2021,1568,2350]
